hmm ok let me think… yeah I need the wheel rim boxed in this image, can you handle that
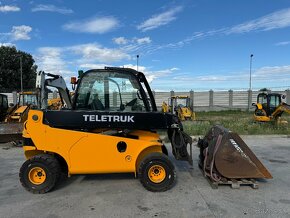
[148,165,166,183]
[28,167,46,185]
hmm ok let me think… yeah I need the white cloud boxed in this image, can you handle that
[137,6,183,32]
[0,42,15,47]
[113,37,128,45]
[35,43,131,79]
[31,4,73,14]
[227,8,290,34]
[63,17,118,34]
[254,65,290,78]
[275,41,290,46]
[36,47,70,74]
[79,63,107,69]
[136,37,151,44]
[69,43,130,62]
[169,65,290,90]
[11,25,32,41]
[111,37,153,56]
[113,36,152,45]
[146,8,290,54]
[122,64,178,83]
[0,5,20,12]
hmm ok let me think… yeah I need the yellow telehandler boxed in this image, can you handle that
[19,68,272,193]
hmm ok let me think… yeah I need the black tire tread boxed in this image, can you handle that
[19,154,60,194]
[138,152,176,192]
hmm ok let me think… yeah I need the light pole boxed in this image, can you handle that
[136,55,139,72]
[249,54,253,90]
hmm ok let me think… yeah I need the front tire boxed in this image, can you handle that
[19,154,60,194]
[138,153,176,192]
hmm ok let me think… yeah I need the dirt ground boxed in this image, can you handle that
[0,135,290,218]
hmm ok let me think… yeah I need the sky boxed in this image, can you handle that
[0,0,290,91]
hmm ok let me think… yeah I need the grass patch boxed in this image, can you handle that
[183,110,290,136]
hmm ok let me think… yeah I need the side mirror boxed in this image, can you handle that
[9,103,14,107]
[282,95,286,99]
[252,103,256,106]
[78,70,84,78]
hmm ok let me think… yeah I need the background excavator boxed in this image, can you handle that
[5,91,38,123]
[0,90,64,143]
[0,92,38,143]
[162,96,196,121]
[19,68,271,193]
[252,92,290,124]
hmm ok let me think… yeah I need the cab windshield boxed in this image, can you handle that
[74,71,147,112]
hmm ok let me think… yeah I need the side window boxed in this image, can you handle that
[258,94,267,104]
[108,80,121,110]
[3,96,8,109]
[0,96,2,107]
[121,79,145,112]
[269,96,280,108]
[75,75,95,109]
[87,80,104,110]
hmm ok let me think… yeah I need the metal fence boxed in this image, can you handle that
[2,89,290,111]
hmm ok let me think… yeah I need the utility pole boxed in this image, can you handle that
[248,54,254,111]
[136,55,139,72]
[249,54,253,90]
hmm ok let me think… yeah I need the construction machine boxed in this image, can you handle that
[19,68,272,194]
[0,94,8,121]
[162,96,195,121]
[0,92,38,143]
[5,91,38,123]
[252,92,290,124]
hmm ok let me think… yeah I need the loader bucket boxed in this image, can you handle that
[0,123,23,143]
[198,125,272,181]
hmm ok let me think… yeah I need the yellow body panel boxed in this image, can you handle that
[14,106,28,114]
[256,103,263,110]
[178,108,195,121]
[253,114,271,122]
[23,110,163,175]
[161,102,169,113]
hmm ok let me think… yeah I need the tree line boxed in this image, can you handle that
[0,46,37,92]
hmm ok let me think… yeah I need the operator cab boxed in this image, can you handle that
[73,68,157,112]
[19,92,38,106]
[169,96,190,112]
[257,93,282,116]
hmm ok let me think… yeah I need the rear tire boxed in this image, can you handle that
[19,154,60,194]
[138,153,176,192]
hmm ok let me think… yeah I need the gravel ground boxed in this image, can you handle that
[0,135,290,218]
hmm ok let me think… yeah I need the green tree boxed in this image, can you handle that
[0,46,38,92]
